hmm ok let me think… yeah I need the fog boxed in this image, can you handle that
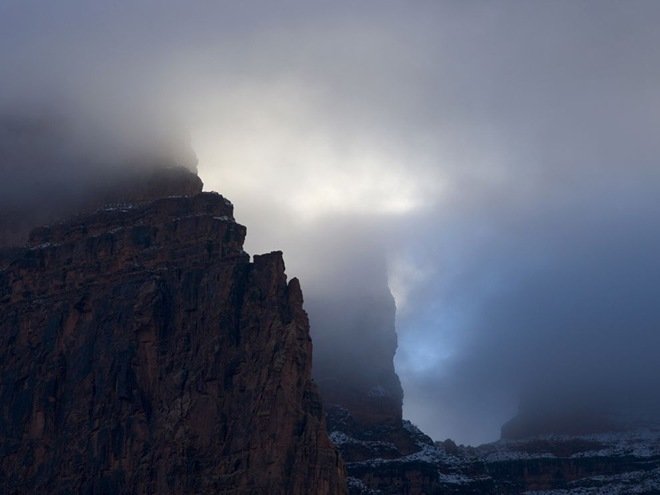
[2,1,660,444]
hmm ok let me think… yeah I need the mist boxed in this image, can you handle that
[3,1,660,445]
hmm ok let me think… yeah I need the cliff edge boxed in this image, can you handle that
[0,168,346,494]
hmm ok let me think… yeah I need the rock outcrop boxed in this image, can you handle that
[0,112,199,249]
[470,429,660,493]
[308,279,441,494]
[0,168,346,494]
[339,420,660,494]
[309,287,403,428]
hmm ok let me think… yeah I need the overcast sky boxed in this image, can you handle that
[3,1,660,444]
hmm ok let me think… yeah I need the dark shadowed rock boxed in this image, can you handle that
[0,170,345,494]
[310,287,403,429]
[310,283,439,494]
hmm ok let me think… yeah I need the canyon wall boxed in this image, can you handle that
[0,169,346,494]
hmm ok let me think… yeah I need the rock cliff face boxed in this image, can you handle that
[309,287,403,428]
[309,281,440,494]
[0,169,345,494]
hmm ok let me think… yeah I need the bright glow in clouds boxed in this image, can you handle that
[192,82,441,222]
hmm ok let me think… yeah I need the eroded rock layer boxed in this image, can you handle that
[0,170,345,494]
[339,420,660,494]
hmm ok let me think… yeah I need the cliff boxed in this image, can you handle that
[308,279,442,494]
[0,168,346,494]
[310,286,403,428]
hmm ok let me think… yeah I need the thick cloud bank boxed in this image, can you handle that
[3,1,660,444]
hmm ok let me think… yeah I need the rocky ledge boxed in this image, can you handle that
[338,419,660,495]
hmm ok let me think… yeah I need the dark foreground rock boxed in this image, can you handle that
[0,169,346,494]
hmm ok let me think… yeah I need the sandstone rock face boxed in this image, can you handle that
[0,170,345,494]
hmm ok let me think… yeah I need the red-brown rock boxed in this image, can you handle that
[0,169,346,494]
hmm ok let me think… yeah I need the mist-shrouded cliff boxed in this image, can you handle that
[0,113,198,249]
[0,167,345,494]
[303,231,660,495]
[309,285,402,429]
